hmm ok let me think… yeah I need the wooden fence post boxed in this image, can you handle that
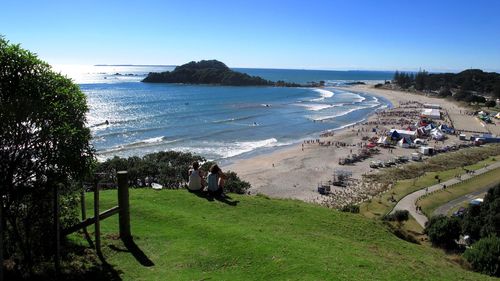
[94,181,102,257]
[0,195,3,281]
[117,171,131,240]
[54,184,61,276]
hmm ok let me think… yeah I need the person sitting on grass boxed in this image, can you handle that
[187,161,205,192]
[207,164,226,197]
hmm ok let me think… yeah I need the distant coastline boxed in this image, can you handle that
[94,64,177,67]
[142,59,322,87]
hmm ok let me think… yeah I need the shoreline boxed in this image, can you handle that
[220,88,392,166]
[224,84,489,204]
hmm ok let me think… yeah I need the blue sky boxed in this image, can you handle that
[1,0,499,71]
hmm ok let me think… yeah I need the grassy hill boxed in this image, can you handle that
[72,189,495,280]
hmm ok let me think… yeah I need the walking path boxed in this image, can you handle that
[391,161,500,228]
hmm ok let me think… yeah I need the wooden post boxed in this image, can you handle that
[94,182,102,257]
[54,184,61,276]
[81,189,86,225]
[0,195,3,281]
[117,171,131,240]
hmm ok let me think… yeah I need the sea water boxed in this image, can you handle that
[56,65,393,162]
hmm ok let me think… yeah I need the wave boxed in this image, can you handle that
[310,88,334,101]
[310,107,362,121]
[294,103,341,111]
[211,115,259,124]
[97,136,182,154]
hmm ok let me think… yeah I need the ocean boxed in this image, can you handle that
[56,65,394,162]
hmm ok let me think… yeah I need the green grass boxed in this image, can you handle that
[68,189,496,280]
[419,167,500,216]
[360,156,499,220]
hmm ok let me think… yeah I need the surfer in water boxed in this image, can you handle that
[90,120,109,128]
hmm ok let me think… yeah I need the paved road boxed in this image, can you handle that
[433,185,495,216]
[391,161,500,228]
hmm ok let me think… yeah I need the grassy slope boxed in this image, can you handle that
[72,189,495,281]
[419,167,500,216]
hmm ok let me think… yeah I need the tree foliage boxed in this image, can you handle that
[393,69,500,99]
[463,236,500,277]
[461,184,500,242]
[425,215,461,249]
[95,152,251,194]
[0,36,93,273]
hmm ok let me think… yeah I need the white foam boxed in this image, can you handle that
[142,136,165,144]
[310,89,334,101]
[294,103,339,111]
[311,107,361,121]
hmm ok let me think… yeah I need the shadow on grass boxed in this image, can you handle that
[190,190,239,206]
[108,237,155,267]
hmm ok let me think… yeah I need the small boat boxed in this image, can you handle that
[151,183,163,190]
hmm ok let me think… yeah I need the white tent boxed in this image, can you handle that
[421,108,441,120]
[430,128,444,140]
[398,137,413,148]
[377,136,390,145]
[414,138,426,145]
[389,129,416,140]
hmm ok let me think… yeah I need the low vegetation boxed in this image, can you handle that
[425,184,500,277]
[66,189,494,280]
[95,152,251,194]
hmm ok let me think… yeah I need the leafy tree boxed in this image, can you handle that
[425,215,461,249]
[415,70,428,91]
[0,37,93,273]
[462,204,483,242]
[438,87,453,97]
[463,236,500,277]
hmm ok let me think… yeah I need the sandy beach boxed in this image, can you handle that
[224,84,498,205]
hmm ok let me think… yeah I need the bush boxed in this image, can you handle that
[223,171,251,194]
[383,210,409,223]
[341,204,360,213]
[425,215,461,249]
[463,236,500,277]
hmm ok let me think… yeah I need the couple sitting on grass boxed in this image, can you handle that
[187,161,226,197]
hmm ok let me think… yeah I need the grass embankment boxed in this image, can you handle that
[360,146,500,221]
[418,167,500,217]
[69,189,496,280]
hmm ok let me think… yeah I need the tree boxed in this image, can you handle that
[425,215,461,249]
[463,236,500,277]
[0,37,93,273]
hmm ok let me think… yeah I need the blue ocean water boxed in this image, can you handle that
[60,65,393,161]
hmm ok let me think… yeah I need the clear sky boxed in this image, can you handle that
[1,0,499,71]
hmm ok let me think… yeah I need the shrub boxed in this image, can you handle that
[383,210,409,223]
[463,236,500,277]
[223,171,251,194]
[341,204,360,213]
[425,215,461,249]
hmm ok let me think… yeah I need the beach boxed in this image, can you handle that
[224,84,496,204]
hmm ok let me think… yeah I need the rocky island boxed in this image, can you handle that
[142,60,320,87]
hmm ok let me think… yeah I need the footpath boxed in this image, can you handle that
[390,161,500,228]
